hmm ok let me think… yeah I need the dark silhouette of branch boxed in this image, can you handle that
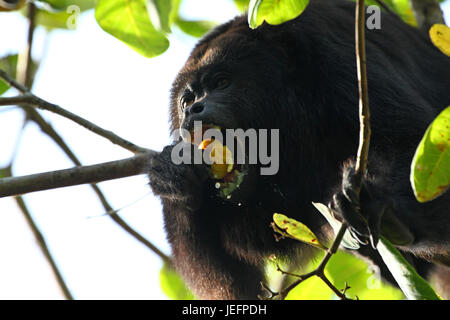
[354,0,371,188]
[0,71,147,154]
[409,0,446,33]
[12,2,74,300]
[0,13,171,268]
[21,106,172,265]
[0,151,156,198]
[265,224,350,300]
[263,0,372,300]
[15,193,74,299]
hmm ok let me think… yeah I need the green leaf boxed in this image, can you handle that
[40,0,71,9]
[175,18,216,38]
[391,0,417,26]
[273,213,327,250]
[169,0,181,24]
[33,0,97,30]
[377,237,441,300]
[410,106,450,202]
[0,167,9,179]
[312,202,360,250]
[286,276,334,300]
[234,0,249,12]
[159,263,194,300]
[326,250,404,300]
[39,0,97,11]
[0,54,18,95]
[95,0,169,58]
[248,0,310,29]
[146,0,172,33]
[0,54,38,94]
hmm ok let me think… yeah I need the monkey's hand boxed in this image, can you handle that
[330,160,414,248]
[148,143,210,211]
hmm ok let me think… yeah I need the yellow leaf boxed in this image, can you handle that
[429,24,450,57]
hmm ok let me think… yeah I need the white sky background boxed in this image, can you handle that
[0,1,449,300]
[0,0,240,299]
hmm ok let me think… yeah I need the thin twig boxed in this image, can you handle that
[15,194,74,299]
[12,2,73,300]
[17,1,36,88]
[0,71,148,154]
[20,106,171,265]
[266,224,350,300]
[354,0,371,189]
[2,11,170,265]
[264,0,373,301]
[0,151,157,198]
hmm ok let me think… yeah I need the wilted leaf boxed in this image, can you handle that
[160,263,194,300]
[312,202,360,250]
[429,24,450,57]
[273,213,327,250]
[377,237,441,300]
[410,106,450,202]
[175,18,216,38]
[95,0,169,58]
[248,0,309,29]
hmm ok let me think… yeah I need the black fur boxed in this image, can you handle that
[149,0,450,299]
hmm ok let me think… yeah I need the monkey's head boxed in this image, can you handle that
[169,16,304,201]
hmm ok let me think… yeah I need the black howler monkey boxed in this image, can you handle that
[148,0,450,299]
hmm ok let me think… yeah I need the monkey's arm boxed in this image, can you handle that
[148,144,264,299]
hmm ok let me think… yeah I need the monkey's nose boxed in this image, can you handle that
[185,102,205,115]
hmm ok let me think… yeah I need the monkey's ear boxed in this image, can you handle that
[380,208,414,246]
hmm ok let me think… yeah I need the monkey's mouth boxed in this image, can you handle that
[189,124,248,198]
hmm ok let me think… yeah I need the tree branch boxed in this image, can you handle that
[264,224,350,300]
[263,0,373,300]
[0,151,157,198]
[354,0,371,188]
[15,194,74,299]
[409,0,446,33]
[1,19,171,266]
[10,2,74,300]
[0,71,148,154]
[20,106,172,265]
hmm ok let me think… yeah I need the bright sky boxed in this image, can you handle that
[0,0,239,299]
[0,1,449,299]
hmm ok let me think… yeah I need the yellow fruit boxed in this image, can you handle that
[430,24,450,57]
[198,138,214,150]
[199,139,234,179]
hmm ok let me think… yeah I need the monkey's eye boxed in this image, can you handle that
[180,92,195,110]
[213,74,230,90]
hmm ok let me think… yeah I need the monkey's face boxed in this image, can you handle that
[169,29,286,199]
